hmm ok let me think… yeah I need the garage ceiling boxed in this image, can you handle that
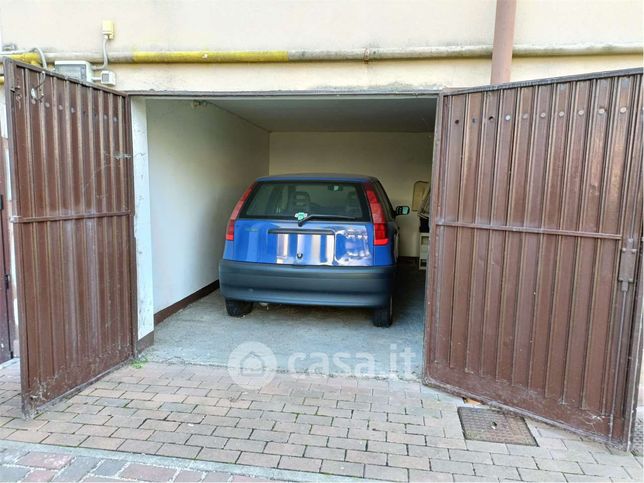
[208,96,437,132]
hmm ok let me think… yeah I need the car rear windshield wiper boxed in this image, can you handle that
[297,214,359,226]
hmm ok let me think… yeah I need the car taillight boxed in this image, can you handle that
[364,183,389,246]
[226,182,256,241]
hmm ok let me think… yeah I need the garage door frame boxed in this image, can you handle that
[132,80,642,445]
[127,89,440,351]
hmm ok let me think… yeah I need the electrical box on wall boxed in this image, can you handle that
[54,61,117,87]
[102,20,115,39]
[54,61,93,82]
[100,70,117,86]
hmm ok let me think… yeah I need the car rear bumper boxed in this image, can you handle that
[219,260,395,308]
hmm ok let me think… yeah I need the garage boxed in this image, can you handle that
[135,95,436,379]
[4,60,643,448]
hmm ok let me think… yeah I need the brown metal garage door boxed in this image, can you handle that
[425,68,642,446]
[4,60,135,412]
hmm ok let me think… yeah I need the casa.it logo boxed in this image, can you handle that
[228,342,277,390]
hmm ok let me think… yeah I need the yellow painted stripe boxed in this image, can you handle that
[6,50,291,65]
[131,50,289,63]
[6,53,41,63]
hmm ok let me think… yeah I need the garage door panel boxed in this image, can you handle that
[608,90,642,423]
[18,217,134,402]
[528,234,557,392]
[603,79,639,233]
[464,228,490,374]
[542,84,571,228]
[545,236,578,399]
[442,98,466,222]
[42,76,60,215]
[524,85,552,226]
[15,69,39,218]
[426,69,642,445]
[564,237,597,407]
[513,234,540,387]
[489,89,517,226]
[504,231,533,385]
[626,86,643,234]
[507,87,533,225]
[434,226,456,365]
[561,83,592,233]
[54,80,73,212]
[583,79,613,229]
[580,242,616,412]
[459,92,483,222]
[480,231,505,377]
[451,227,475,369]
[5,60,134,412]
[11,70,130,220]
[79,88,95,212]
[451,92,485,372]
[497,231,521,383]
[46,223,67,374]
[474,90,499,224]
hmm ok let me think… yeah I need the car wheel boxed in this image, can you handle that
[225,298,253,317]
[372,297,393,327]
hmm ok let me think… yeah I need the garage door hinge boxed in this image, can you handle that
[618,238,637,292]
[3,274,9,291]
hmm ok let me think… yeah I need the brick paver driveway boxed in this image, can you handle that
[0,360,641,481]
[0,445,255,482]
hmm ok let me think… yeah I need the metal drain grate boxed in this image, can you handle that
[458,407,537,446]
[632,417,643,456]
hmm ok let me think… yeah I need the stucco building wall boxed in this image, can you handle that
[0,0,640,92]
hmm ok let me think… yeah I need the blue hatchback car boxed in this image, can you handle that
[219,174,410,326]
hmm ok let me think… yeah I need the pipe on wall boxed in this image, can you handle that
[2,43,642,66]
[490,0,518,84]
[0,42,640,85]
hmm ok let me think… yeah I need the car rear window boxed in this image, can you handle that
[240,181,370,221]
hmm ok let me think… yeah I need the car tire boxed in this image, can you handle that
[225,298,253,317]
[372,297,393,327]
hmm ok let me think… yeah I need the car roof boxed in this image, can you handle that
[256,173,378,182]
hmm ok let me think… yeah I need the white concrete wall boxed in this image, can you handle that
[0,91,18,356]
[2,0,640,52]
[130,98,155,340]
[268,132,432,257]
[146,100,269,313]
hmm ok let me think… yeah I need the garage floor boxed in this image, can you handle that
[144,259,426,378]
